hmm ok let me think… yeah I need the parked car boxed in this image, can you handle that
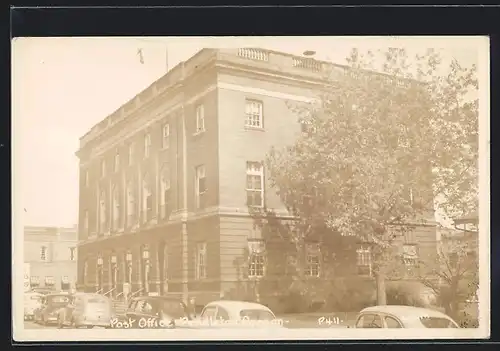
[56,293,114,329]
[34,293,72,325]
[30,287,55,295]
[123,296,191,329]
[24,292,43,321]
[352,305,460,329]
[190,300,284,328]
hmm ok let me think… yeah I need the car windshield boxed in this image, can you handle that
[239,309,275,321]
[420,317,458,328]
[47,295,70,304]
[160,300,188,319]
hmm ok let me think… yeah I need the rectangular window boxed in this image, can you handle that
[144,133,151,158]
[356,245,372,276]
[196,104,205,133]
[196,243,207,280]
[195,165,207,209]
[245,99,263,128]
[101,159,106,178]
[45,276,55,286]
[84,170,89,187]
[114,152,120,172]
[246,162,264,207]
[402,244,418,266]
[128,143,135,165]
[83,210,89,234]
[30,276,40,287]
[69,247,76,261]
[162,123,170,149]
[161,175,171,219]
[40,246,47,261]
[248,240,266,278]
[305,243,321,277]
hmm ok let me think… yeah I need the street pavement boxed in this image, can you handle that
[24,320,57,329]
[24,313,355,329]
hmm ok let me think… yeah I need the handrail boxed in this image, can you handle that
[115,292,124,299]
[103,287,116,296]
[96,288,103,294]
[130,288,144,298]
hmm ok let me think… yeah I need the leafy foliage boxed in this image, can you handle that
[253,47,478,304]
[419,230,479,320]
[269,50,475,249]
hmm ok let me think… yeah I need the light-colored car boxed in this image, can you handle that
[24,292,43,321]
[353,305,460,329]
[57,293,114,329]
[34,293,72,325]
[188,300,284,328]
[124,296,191,329]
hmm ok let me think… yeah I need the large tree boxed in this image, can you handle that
[419,229,479,323]
[261,48,478,305]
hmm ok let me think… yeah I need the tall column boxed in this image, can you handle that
[122,168,126,230]
[107,255,112,293]
[137,246,143,293]
[138,164,143,225]
[96,184,100,235]
[109,179,113,233]
[181,103,189,303]
[154,245,161,293]
[148,244,160,294]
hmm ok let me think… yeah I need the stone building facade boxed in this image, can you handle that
[24,225,78,292]
[76,48,439,306]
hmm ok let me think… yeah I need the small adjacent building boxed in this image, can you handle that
[24,225,78,292]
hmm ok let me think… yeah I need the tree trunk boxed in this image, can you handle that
[376,272,387,305]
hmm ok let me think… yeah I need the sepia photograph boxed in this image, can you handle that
[12,36,489,341]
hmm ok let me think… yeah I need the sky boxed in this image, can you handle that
[12,36,485,228]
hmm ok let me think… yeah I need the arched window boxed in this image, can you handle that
[142,175,152,222]
[83,260,88,286]
[160,168,171,219]
[126,181,135,225]
[163,244,169,280]
[99,191,106,232]
[112,185,120,230]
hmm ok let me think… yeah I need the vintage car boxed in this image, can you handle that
[57,293,114,329]
[188,300,284,328]
[24,292,43,321]
[123,296,191,329]
[352,305,460,329]
[34,293,72,325]
[30,287,55,295]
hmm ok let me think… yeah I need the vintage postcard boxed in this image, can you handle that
[12,36,490,341]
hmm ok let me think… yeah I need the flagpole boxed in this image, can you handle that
[165,46,169,73]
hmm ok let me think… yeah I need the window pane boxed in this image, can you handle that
[361,314,383,328]
[201,306,217,319]
[247,191,262,207]
[385,316,402,328]
[253,176,262,190]
[199,178,206,193]
[240,309,274,321]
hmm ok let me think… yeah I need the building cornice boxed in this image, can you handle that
[77,205,438,248]
[77,53,219,155]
